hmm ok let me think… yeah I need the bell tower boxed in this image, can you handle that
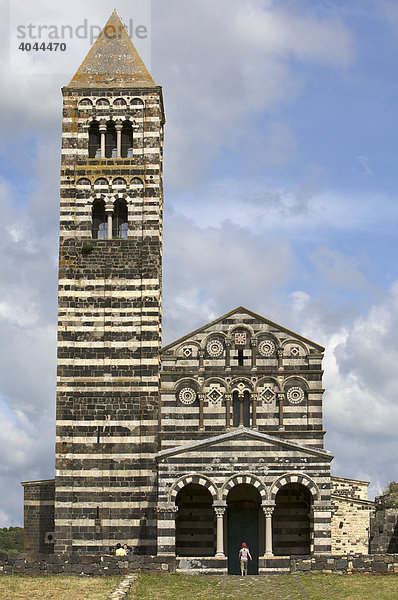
[54,11,164,553]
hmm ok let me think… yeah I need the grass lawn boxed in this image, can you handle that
[128,572,398,600]
[0,575,120,600]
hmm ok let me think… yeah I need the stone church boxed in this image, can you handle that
[22,12,374,574]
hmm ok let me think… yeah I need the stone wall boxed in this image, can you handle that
[331,495,373,554]
[2,552,398,576]
[331,476,370,500]
[21,480,55,554]
[330,476,373,555]
[370,508,398,554]
[54,82,164,554]
[0,553,176,576]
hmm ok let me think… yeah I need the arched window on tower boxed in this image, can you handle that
[92,199,107,239]
[105,121,117,158]
[121,122,133,158]
[113,199,128,239]
[88,121,100,158]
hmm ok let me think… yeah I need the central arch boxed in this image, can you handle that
[226,483,261,575]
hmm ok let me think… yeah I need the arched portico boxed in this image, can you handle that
[175,484,215,557]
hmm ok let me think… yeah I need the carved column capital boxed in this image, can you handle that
[261,503,275,516]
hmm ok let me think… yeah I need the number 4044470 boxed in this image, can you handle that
[18,42,66,51]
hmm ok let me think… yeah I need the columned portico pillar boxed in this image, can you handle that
[156,503,178,556]
[213,502,226,557]
[261,504,275,557]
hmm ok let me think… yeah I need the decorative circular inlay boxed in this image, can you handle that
[178,387,197,405]
[258,340,276,357]
[290,346,300,357]
[182,347,192,358]
[286,387,305,404]
[207,339,224,357]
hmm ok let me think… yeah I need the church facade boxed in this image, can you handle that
[22,12,373,573]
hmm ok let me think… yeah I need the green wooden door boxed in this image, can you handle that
[227,508,259,574]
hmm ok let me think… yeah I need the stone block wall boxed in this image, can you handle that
[332,476,370,500]
[54,85,165,554]
[370,508,398,553]
[331,495,373,554]
[0,553,176,575]
[21,480,55,554]
[160,308,326,451]
[330,476,373,555]
[2,552,398,576]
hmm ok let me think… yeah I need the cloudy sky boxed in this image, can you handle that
[1,0,398,526]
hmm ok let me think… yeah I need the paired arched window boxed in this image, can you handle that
[91,199,128,240]
[88,120,133,159]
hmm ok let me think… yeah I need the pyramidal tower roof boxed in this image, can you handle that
[66,10,156,89]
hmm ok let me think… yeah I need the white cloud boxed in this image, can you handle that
[0,407,54,526]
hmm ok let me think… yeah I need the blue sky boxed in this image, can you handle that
[0,0,398,525]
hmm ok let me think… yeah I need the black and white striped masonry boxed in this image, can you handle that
[22,11,374,565]
[54,10,164,554]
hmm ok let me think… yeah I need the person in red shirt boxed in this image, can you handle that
[238,542,252,576]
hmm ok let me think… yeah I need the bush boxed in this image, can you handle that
[81,243,94,254]
[0,526,24,552]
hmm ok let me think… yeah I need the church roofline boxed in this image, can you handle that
[157,428,333,460]
[161,306,325,353]
[331,475,371,485]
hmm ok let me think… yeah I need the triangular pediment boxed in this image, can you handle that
[66,11,156,89]
[157,429,333,460]
[162,306,324,354]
